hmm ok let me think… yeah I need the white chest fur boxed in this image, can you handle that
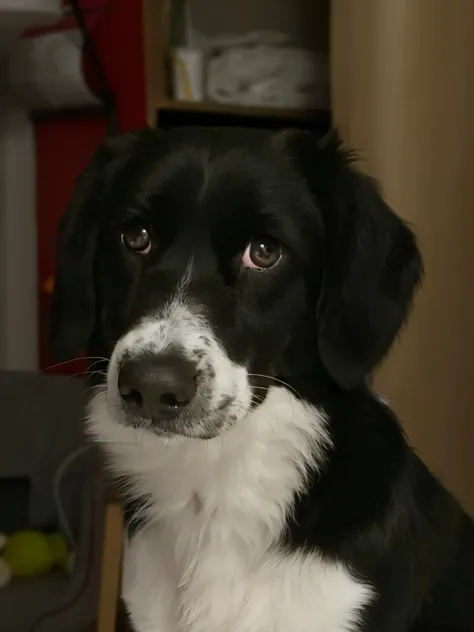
[88,387,373,632]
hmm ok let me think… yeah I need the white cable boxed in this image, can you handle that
[53,444,92,549]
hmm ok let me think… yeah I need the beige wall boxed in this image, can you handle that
[332,0,474,513]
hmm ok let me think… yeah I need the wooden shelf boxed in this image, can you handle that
[157,98,329,121]
[32,104,108,122]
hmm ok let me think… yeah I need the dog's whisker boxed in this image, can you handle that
[41,356,108,373]
[42,367,105,384]
[244,379,296,422]
[83,384,108,399]
[86,359,108,371]
[247,373,303,401]
[84,369,107,379]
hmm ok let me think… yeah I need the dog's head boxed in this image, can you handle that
[51,127,422,439]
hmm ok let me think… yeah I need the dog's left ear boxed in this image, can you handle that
[283,130,423,389]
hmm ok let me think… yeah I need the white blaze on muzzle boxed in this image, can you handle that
[106,268,252,435]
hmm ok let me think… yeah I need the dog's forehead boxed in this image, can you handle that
[141,143,272,202]
[109,138,286,227]
[98,130,318,257]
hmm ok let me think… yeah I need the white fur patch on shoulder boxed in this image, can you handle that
[125,526,372,632]
[88,386,373,632]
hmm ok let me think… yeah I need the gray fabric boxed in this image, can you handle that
[0,370,87,531]
[0,370,105,632]
[0,573,68,629]
[0,477,30,532]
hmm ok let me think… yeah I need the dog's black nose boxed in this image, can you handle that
[118,354,197,421]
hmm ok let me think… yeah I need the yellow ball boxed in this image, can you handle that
[3,531,55,576]
[48,534,69,570]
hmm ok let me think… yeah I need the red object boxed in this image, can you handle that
[37,116,108,374]
[84,0,147,131]
[36,0,148,372]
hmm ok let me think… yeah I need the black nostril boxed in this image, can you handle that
[119,384,143,408]
[160,392,189,409]
[118,353,198,422]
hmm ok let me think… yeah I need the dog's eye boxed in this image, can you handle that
[241,236,282,270]
[121,222,151,255]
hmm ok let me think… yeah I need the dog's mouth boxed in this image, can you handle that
[118,385,244,440]
[115,372,278,439]
[105,349,254,440]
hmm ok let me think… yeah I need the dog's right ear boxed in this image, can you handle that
[50,133,139,363]
[279,129,423,389]
[49,147,106,363]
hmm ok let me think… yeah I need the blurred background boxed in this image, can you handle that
[0,1,472,630]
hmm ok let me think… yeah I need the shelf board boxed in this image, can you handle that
[31,104,107,122]
[157,99,328,121]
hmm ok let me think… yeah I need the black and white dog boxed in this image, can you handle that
[51,127,474,632]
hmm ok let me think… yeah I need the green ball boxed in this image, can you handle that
[3,531,55,576]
